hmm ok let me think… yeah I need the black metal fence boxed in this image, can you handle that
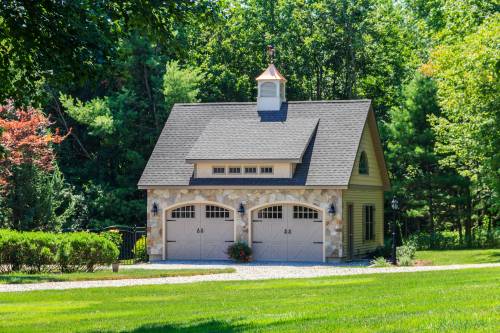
[63,225,147,264]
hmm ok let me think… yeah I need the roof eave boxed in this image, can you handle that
[138,184,348,190]
[185,158,302,164]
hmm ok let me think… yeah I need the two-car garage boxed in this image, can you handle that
[164,203,324,262]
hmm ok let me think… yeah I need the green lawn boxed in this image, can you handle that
[0,268,235,284]
[0,268,498,332]
[415,248,500,265]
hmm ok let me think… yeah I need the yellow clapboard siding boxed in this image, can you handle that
[349,123,383,186]
[342,188,384,258]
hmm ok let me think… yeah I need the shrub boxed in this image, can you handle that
[0,229,119,273]
[370,256,392,267]
[226,241,252,262]
[58,232,119,272]
[133,236,148,262]
[398,255,413,266]
[23,232,59,273]
[407,228,500,250]
[397,244,416,260]
[100,230,123,249]
[0,230,58,273]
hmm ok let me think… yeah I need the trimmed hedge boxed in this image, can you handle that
[0,229,119,273]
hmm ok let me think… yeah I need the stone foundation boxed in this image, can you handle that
[146,188,343,261]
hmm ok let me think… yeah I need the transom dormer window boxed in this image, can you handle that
[228,167,241,174]
[260,166,273,174]
[359,151,369,175]
[213,166,225,175]
[245,166,257,174]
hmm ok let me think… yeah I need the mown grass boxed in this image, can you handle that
[0,268,498,332]
[415,248,500,265]
[0,268,235,284]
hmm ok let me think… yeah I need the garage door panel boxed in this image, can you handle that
[166,204,201,260]
[167,236,201,260]
[166,204,235,260]
[252,204,323,262]
[252,220,287,242]
[287,242,323,262]
[252,242,287,261]
[201,221,233,260]
[201,205,234,259]
[287,210,323,261]
[166,221,201,260]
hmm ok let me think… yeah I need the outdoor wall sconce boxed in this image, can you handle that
[328,203,336,216]
[151,202,159,216]
[237,202,245,216]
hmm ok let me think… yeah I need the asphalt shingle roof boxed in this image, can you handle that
[138,100,372,187]
[185,118,318,163]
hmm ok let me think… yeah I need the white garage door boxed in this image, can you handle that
[166,204,234,260]
[252,204,323,262]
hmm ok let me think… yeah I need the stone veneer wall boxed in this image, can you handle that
[146,188,343,261]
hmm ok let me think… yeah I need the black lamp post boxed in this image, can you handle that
[391,196,399,265]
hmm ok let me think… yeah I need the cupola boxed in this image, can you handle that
[256,46,286,111]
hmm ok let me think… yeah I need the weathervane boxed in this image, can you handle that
[267,45,275,64]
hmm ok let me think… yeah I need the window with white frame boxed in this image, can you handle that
[257,205,282,219]
[244,166,257,174]
[171,205,195,219]
[228,167,241,174]
[205,205,230,219]
[212,166,225,175]
[293,205,319,219]
[260,166,273,174]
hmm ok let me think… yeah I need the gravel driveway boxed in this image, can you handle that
[1,262,498,293]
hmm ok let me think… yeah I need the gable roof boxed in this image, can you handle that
[138,100,389,188]
[185,118,318,163]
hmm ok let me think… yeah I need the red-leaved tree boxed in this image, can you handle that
[0,100,68,187]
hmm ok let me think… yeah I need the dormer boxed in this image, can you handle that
[256,64,287,111]
[185,118,318,179]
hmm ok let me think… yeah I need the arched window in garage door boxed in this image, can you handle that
[170,205,195,219]
[257,205,283,219]
[293,205,319,219]
[205,205,230,219]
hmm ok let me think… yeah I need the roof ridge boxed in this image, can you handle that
[175,100,371,107]
[287,100,371,104]
[175,102,256,106]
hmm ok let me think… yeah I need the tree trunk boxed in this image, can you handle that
[428,175,435,248]
[143,64,158,132]
[465,186,473,248]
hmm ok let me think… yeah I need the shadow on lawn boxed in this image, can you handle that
[97,320,245,333]
[0,275,63,284]
[97,319,293,333]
